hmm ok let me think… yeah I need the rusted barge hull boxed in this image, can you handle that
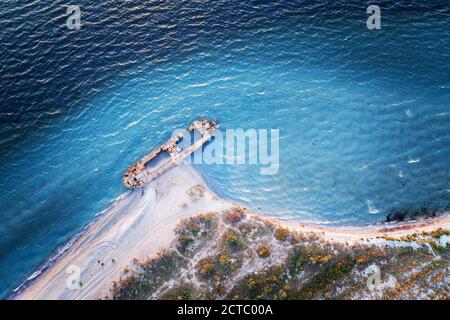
[122,118,217,189]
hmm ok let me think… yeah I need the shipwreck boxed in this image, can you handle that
[122,118,218,189]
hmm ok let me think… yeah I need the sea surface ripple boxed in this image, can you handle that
[0,0,449,297]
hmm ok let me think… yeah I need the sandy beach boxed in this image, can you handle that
[15,165,230,300]
[262,213,450,244]
[14,165,450,300]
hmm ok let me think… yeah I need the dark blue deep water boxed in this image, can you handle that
[1,0,449,298]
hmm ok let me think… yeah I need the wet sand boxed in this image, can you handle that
[15,165,450,300]
[15,165,231,300]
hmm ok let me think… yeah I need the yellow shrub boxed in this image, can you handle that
[257,245,271,258]
[274,228,290,241]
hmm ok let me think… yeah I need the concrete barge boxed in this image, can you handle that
[123,118,218,189]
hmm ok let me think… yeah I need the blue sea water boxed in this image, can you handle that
[0,0,449,298]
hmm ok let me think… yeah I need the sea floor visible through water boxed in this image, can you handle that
[0,0,449,298]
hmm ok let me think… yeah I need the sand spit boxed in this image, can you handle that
[16,165,230,300]
[15,164,449,299]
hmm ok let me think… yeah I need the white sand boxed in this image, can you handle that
[15,164,450,300]
[16,165,231,300]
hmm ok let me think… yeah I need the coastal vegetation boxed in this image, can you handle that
[109,207,449,300]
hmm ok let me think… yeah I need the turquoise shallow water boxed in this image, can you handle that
[1,1,449,297]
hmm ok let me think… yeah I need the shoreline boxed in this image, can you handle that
[14,164,450,300]
[254,212,450,244]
